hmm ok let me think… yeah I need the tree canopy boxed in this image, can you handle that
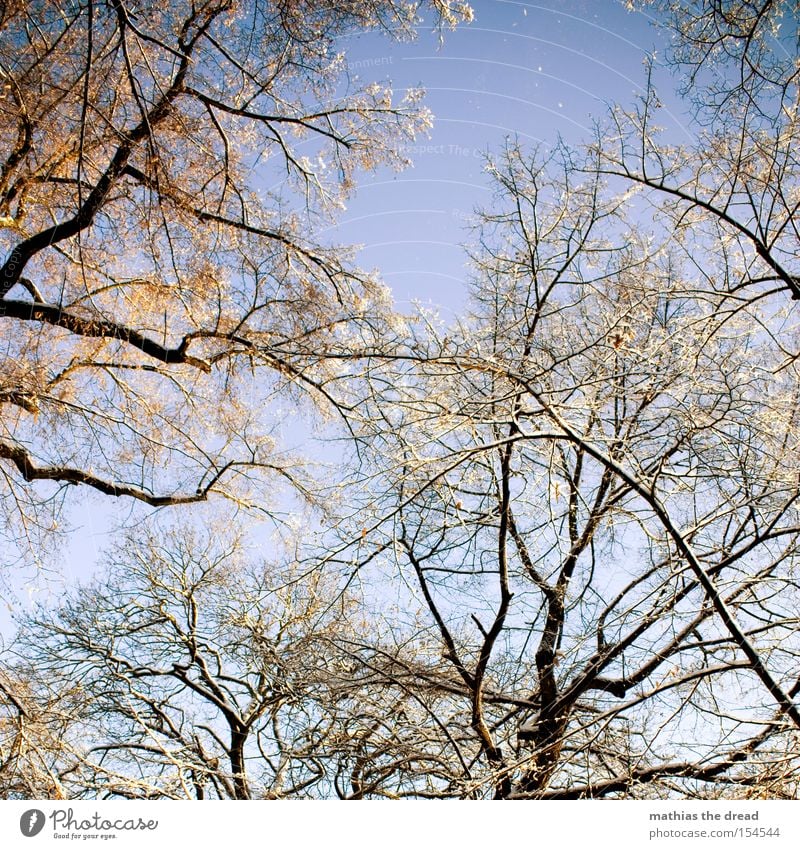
[2,0,800,801]
[0,0,467,562]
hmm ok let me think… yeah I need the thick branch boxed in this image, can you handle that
[0,440,224,506]
[0,299,211,372]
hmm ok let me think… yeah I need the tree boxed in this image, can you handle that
[601,2,800,308]
[0,0,469,566]
[6,520,374,799]
[637,0,800,120]
[9,516,505,800]
[7,514,524,799]
[13,135,800,796]
[0,661,80,799]
[331,140,800,798]
[5,0,800,803]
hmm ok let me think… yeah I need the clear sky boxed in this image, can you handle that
[324,0,690,316]
[1,0,694,638]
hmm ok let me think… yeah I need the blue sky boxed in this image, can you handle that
[1,0,694,637]
[325,0,690,315]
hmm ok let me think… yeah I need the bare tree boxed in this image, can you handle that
[636,0,800,119]
[593,82,800,305]
[9,513,532,799]
[0,0,470,566]
[332,141,800,798]
[6,520,401,799]
[600,2,799,307]
[0,661,80,799]
[5,1,800,803]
